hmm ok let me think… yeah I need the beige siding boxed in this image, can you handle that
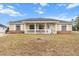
[9,22,72,34]
[9,24,16,31]
[9,24,25,31]
[21,24,24,31]
[57,24,72,32]
[57,24,62,31]
[66,24,72,31]
[24,24,30,33]
[0,27,6,33]
[25,24,30,30]
[50,24,57,34]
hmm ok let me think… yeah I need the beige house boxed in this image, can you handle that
[8,18,72,34]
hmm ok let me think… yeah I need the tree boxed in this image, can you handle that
[75,16,79,31]
[5,27,9,33]
[72,19,76,31]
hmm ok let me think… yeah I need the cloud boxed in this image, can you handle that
[7,5,15,9]
[0,8,23,16]
[45,14,74,21]
[57,3,67,7]
[0,4,4,9]
[35,10,44,14]
[0,4,24,17]
[34,3,48,14]
[38,7,42,10]
[66,3,79,9]
[39,3,49,7]
[15,4,21,6]
[35,7,44,14]
[57,3,79,9]
[46,16,72,21]
[33,3,49,7]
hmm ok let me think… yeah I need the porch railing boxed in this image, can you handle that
[26,29,51,34]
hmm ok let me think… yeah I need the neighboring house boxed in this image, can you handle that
[0,24,7,34]
[8,18,72,34]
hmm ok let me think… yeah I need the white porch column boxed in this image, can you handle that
[44,23,47,34]
[54,24,57,34]
[21,24,24,31]
[24,24,27,34]
[34,24,36,34]
[14,24,16,30]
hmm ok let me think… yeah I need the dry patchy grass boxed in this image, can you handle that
[0,33,79,56]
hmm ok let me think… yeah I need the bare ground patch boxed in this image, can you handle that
[0,34,79,56]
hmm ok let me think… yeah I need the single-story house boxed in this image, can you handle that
[0,24,7,34]
[8,18,72,34]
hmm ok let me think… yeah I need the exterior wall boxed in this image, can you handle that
[66,24,72,31]
[55,24,57,34]
[9,24,16,31]
[0,27,7,34]
[9,24,25,31]
[57,24,62,31]
[21,24,24,31]
[9,22,72,34]
[8,24,24,34]
[24,24,29,33]
[50,24,57,34]
[57,24,72,32]
[23,24,26,32]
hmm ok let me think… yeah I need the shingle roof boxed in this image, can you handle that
[0,24,7,28]
[9,18,72,24]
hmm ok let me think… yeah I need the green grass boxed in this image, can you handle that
[0,33,79,56]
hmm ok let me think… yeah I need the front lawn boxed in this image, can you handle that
[0,34,79,56]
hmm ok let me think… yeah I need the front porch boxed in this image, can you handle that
[23,23,57,34]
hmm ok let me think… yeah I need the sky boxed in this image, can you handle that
[0,3,79,25]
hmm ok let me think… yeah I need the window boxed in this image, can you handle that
[16,24,20,31]
[39,24,44,29]
[29,24,34,29]
[62,25,66,31]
